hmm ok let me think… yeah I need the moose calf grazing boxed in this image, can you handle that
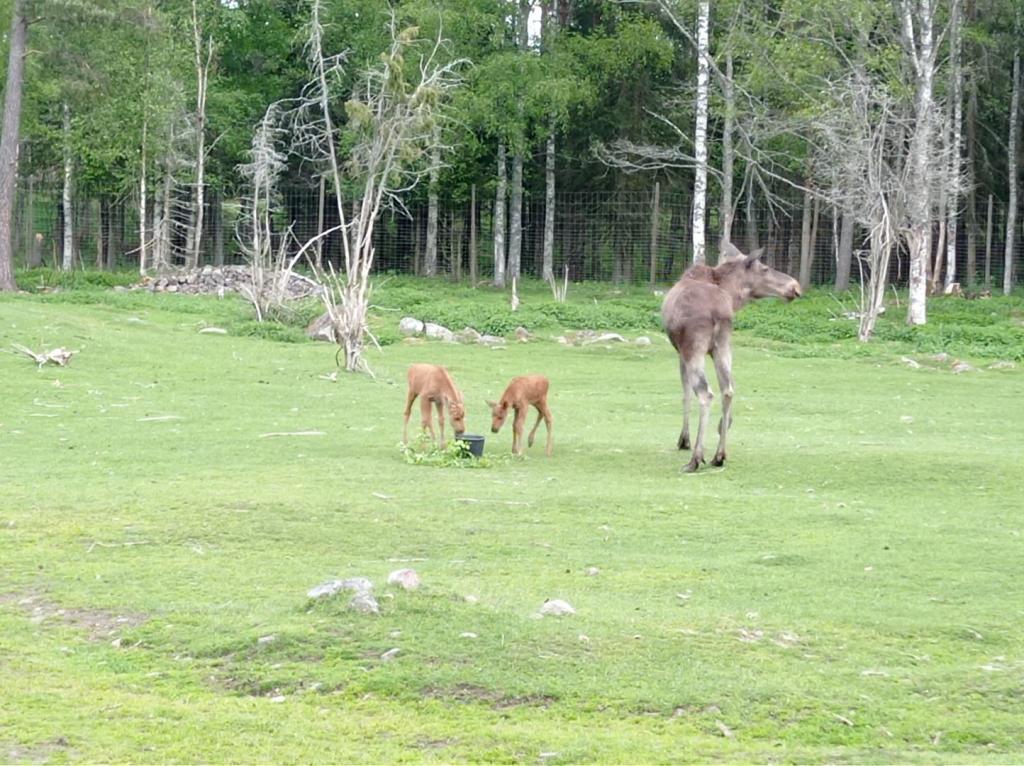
[403,363,466,449]
[487,375,553,456]
[662,242,800,472]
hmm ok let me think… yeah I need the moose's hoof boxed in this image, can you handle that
[711,454,726,467]
[678,435,691,451]
[683,457,702,473]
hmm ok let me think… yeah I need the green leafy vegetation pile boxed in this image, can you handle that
[1,284,1022,762]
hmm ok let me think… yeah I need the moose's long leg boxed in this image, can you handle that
[711,339,734,467]
[403,391,417,445]
[683,355,713,473]
[435,399,447,449]
[529,402,554,456]
[677,354,692,450]
[419,397,436,443]
[512,407,527,455]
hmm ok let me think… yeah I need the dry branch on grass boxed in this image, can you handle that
[11,343,76,368]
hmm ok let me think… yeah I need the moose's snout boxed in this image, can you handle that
[491,426,499,434]
[786,281,802,301]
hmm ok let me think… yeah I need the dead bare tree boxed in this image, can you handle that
[283,3,463,372]
[816,72,911,341]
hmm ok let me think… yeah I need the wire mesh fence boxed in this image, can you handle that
[11,182,1024,289]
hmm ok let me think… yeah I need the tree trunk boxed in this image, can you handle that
[469,184,478,284]
[691,0,710,264]
[799,182,813,288]
[424,139,440,276]
[493,142,507,287]
[315,176,326,269]
[650,180,660,286]
[62,103,75,271]
[901,0,938,325]
[984,193,993,288]
[944,0,963,291]
[720,52,735,245]
[1004,22,1021,295]
[139,120,148,275]
[835,210,854,291]
[189,0,210,271]
[542,126,555,282]
[965,0,978,287]
[0,0,26,290]
[508,150,523,281]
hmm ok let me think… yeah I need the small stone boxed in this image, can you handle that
[464,595,479,604]
[539,599,576,617]
[459,632,478,639]
[399,317,424,336]
[387,568,420,590]
[635,336,652,346]
[198,327,227,335]
[900,356,921,369]
[555,336,568,345]
[269,695,286,703]
[477,334,506,346]
[514,326,531,342]
[348,592,380,615]
[931,352,950,362]
[455,327,482,343]
[257,635,276,645]
[380,647,401,661]
[584,567,600,577]
[951,361,975,374]
[165,284,179,293]
[988,360,1016,370]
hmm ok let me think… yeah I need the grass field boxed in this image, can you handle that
[1,277,1023,763]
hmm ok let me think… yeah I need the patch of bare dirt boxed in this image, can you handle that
[4,737,74,763]
[0,590,147,641]
[422,683,556,710]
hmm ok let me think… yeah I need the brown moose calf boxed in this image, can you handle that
[487,375,553,456]
[403,363,466,449]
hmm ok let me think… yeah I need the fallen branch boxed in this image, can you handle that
[258,430,326,438]
[12,343,76,368]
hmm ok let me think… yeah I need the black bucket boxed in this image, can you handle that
[456,434,485,458]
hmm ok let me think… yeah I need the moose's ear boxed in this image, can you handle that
[745,255,762,269]
[486,399,497,409]
[748,247,765,260]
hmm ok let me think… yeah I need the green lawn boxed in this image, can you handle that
[1,283,1022,763]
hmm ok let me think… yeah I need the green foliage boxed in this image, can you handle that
[399,434,497,468]
[16,267,139,290]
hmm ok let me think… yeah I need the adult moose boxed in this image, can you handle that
[662,243,800,472]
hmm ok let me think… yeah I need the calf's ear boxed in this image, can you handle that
[485,399,497,409]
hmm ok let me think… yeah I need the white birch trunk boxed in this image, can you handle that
[62,103,74,271]
[0,0,27,291]
[139,120,148,275]
[944,1,963,291]
[493,142,507,287]
[425,139,440,277]
[720,52,735,245]
[1004,34,1021,296]
[691,0,710,265]
[508,151,523,281]
[542,126,555,282]
[901,0,937,325]
[190,0,211,270]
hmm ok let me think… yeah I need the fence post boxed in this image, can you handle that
[649,181,660,287]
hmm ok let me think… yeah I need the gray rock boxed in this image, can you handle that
[198,327,228,335]
[380,647,401,661]
[349,592,380,615]
[399,317,424,336]
[455,327,482,343]
[424,322,455,342]
[515,326,531,342]
[900,356,921,369]
[387,568,421,590]
[539,599,576,617]
[582,332,626,345]
[634,336,652,346]
[477,334,506,346]
[951,361,976,374]
[988,360,1016,370]
[307,577,373,599]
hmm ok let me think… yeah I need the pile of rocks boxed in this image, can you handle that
[136,265,323,299]
[398,317,511,346]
